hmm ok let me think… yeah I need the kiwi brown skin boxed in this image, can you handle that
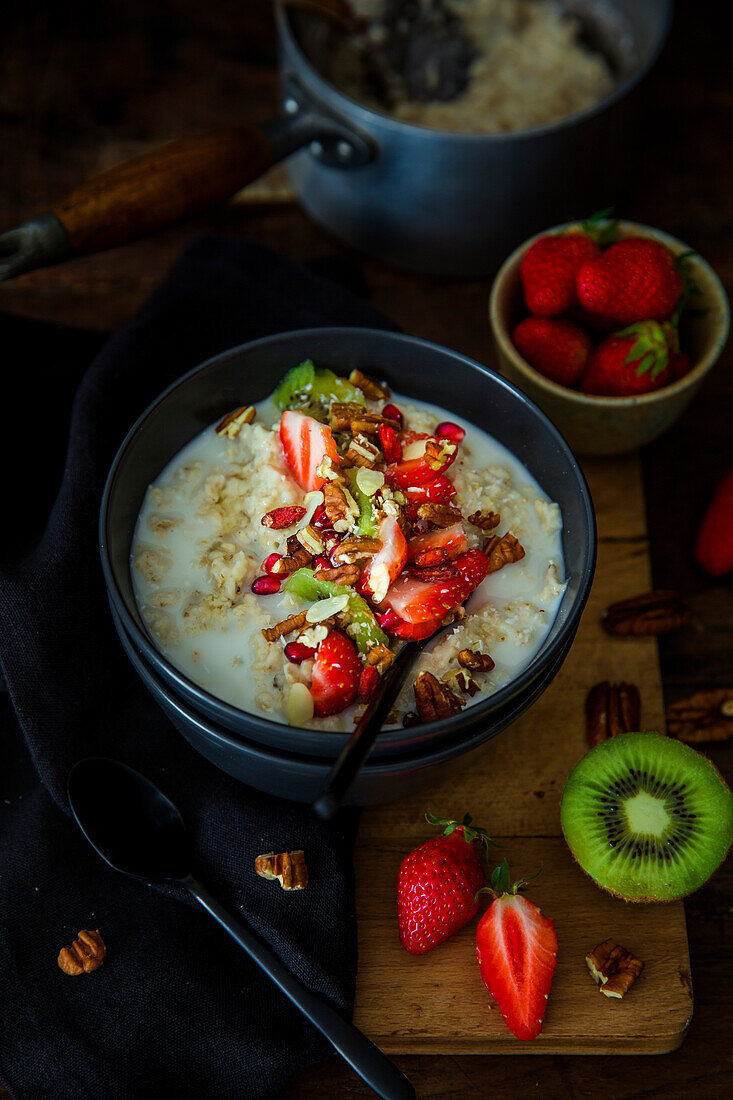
[560,731,733,904]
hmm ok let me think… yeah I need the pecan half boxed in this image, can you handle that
[449,669,480,696]
[262,610,308,642]
[416,503,463,528]
[331,536,381,564]
[215,404,255,438]
[255,850,308,891]
[296,525,325,556]
[602,590,690,637]
[344,434,381,468]
[414,671,464,721]
[349,368,390,401]
[468,509,501,531]
[58,930,106,975]
[366,643,395,674]
[483,532,525,573]
[270,546,313,575]
[586,939,644,999]
[329,403,398,434]
[586,681,641,748]
[458,649,495,672]
[314,563,362,586]
[323,481,350,528]
[666,689,733,743]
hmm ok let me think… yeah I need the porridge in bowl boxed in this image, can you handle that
[132,362,566,730]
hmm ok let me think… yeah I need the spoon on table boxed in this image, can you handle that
[67,757,415,1100]
[312,608,465,821]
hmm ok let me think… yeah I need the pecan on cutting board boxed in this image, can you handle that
[666,689,733,743]
[586,681,642,747]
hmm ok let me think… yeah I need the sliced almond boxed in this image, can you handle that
[356,468,385,497]
[296,491,324,532]
[368,561,391,605]
[401,439,428,460]
[285,683,314,726]
[305,595,350,623]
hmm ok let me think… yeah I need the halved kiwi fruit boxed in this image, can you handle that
[561,731,733,902]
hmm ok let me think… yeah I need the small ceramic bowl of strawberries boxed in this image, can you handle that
[489,216,729,455]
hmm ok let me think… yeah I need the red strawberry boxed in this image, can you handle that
[513,317,592,388]
[361,516,408,602]
[407,522,468,563]
[383,548,489,624]
[358,665,380,703]
[476,860,558,1041]
[670,351,692,382]
[576,237,683,328]
[389,615,444,640]
[386,436,458,489]
[404,475,457,505]
[580,321,674,397]
[521,230,601,317]
[280,409,339,492]
[694,469,733,577]
[398,813,492,955]
[310,630,362,717]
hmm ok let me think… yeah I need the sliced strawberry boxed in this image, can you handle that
[386,435,458,488]
[407,522,468,563]
[383,548,489,624]
[390,616,444,640]
[310,630,362,718]
[361,516,407,603]
[279,409,339,492]
[404,475,457,505]
[476,861,558,1041]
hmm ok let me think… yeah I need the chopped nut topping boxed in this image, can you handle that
[297,624,329,649]
[314,562,362,586]
[323,481,350,528]
[262,611,308,642]
[349,368,390,401]
[666,689,733,743]
[296,525,325,556]
[355,467,385,497]
[58,930,106,975]
[306,595,350,623]
[255,850,309,891]
[345,435,381,468]
[586,939,644,999]
[414,671,464,722]
[331,536,382,565]
[215,404,255,438]
[270,546,313,575]
[602,590,690,637]
[483,532,525,572]
[454,670,480,696]
[366,643,395,674]
[329,403,399,435]
[458,649,495,672]
[468,509,501,531]
[586,681,641,748]
[416,503,463,528]
[424,438,456,470]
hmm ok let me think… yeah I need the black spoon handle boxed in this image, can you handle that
[185,876,415,1100]
[312,641,419,821]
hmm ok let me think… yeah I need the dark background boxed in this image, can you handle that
[1,1,731,1096]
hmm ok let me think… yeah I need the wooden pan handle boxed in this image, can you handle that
[52,125,275,255]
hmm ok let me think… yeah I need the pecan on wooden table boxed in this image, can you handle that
[587,939,644,999]
[586,681,642,747]
[666,689,733,743]
[601,590,690,636]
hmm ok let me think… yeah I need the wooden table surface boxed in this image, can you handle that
[1,1,731,1096]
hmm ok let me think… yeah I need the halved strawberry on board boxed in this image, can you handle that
[279,409,339,492]
[382,549,490,625]
[476,859,558,1041]
[406,522,468,563]
[310,629,362,718]
[361,516,407,604]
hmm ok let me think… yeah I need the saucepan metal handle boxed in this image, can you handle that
[0,80,374,282]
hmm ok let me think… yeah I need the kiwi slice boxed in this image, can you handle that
[561,731,733,902]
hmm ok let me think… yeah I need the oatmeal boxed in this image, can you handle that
[132,362,566,730]
[329,0,615,134]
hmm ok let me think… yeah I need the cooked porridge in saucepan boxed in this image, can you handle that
[328,0,615,134]
[132,362,566,731]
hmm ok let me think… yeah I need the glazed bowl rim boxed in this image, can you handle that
[99,325,596,752]
[489,219,731,409]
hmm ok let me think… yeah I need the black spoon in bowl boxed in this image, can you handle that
[67,757,415,1100]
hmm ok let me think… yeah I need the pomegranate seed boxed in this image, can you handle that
[251,575,281,595]
[312,504,330,529]
[436,421,465,443]
[284,641,316,663]
[378,423,402,463]
[261,505,306,529]
[359,665,380,703]
[313,555,331,572]
[382,403,403,426]
[377,609,401,632]
[354,573,372,598]
[263,553,283,576]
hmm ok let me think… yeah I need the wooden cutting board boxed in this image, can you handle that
[352,454,693,1055]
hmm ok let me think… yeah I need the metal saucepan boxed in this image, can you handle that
[0,1,672,280]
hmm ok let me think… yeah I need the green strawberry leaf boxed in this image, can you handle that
[478,860,542,901]
[580,207,617,246]
[619,321,671,379]
[425,811,492,857]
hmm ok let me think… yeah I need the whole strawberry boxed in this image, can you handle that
[520,230,601,317]
[476,860,557,1041]
[577,237,683,328]
[513,317,592,388]
[398,812,491,955]
[581,321,674,397]
[694,470,733,577]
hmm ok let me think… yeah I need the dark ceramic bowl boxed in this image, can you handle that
[100,328,596,785]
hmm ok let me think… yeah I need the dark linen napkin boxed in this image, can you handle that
[0,237,394,1099]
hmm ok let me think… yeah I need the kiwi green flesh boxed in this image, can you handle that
[561,732,733,902]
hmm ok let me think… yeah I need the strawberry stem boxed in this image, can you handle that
[476,857,542,901]
[579,207,617,246]
[425,811,492,857]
